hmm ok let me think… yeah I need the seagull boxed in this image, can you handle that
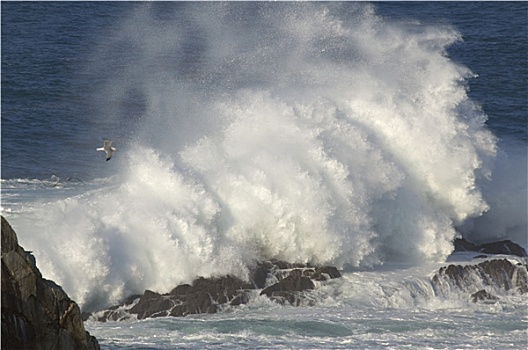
[96,139,117,161]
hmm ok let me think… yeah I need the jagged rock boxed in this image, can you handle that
[172,275,253,316]
[1,216,100,350]
[253,261,341,305]
[478,240,527,257]
[257,260,341,283]
[453,238,527,257]
[260,269,315,306]
[260,269,315,295]
[453,238,479,252]
[95,307,132,323]
[95,260,342,321]
[471,289,499,303]
[129,290,173,319]
[126,275,253,320]
[313,266,342,280]
[85,294,140,322]
[251,261,274,289]
[229,292,251,306]
[431,258,528,297]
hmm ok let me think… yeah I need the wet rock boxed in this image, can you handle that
[95,260,343,321]
[313,266,342,280]
[255,260,341,283]
[129,290,173,319]
[127,275,253,319]
[87,294,140,322]
[260,269,315,306]
[229,292,251,306]
[478,240,527,257]
[253,261,341,305]
[431,258,528,297]
[260,269,315,296]
[453,238,479,252]
[251,261,274,289]
[453,238,527,257]
[471,289,499,303]
[1,216,100,350]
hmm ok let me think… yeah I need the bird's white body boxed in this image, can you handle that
[97,139,117,161]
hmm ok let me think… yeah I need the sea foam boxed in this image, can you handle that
[10,3,515,310]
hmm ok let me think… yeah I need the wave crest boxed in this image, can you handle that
[11,3,508,310]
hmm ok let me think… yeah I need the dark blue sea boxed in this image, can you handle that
[2,2,527,349]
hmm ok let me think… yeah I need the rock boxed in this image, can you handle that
[431,258,528,297]
[251,261,274,289]
[254,260,341,306]
[129,290,173,319]
[253,259,341,283]
[81,312,92,322]
[1,215,100,350]
[229,292,251,306]
[96,260,343,321]
[126,275,253,319]
[260,269,315,306]
[453,238,479,252]
[479,240,527,257]
[87,294,140,322]
[471,289,499,303]
[453,238,527,257]
[260,269,315,296]
[313,266,342,280]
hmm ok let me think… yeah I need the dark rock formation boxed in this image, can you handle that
[260,269,315,306]
[1,216,100,350]
[478,240,527,257]
[471,289,499,303]
[251,260,275,289]
[81,294,141,322]
[431,258,528,299]
[454,238,527,257]
[94,260,342,322]
[254,259,341,283]
[126,275,254,319]
[253,261,341,306]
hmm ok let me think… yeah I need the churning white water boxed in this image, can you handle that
[3,6,526,344]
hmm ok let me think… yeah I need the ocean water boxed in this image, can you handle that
[1,2,527,349]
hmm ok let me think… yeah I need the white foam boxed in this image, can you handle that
[7,3,513,310]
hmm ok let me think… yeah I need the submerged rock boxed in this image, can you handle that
[1,216,100,350]
[94,260,342,321]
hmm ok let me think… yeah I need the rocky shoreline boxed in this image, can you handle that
[86,260,343,322]
[86,236,527,323]
[2,214,527,346]
[1,216,100,350]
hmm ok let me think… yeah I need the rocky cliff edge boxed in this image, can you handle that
[1,216,100,350]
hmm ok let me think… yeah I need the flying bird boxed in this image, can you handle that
[96,139,117,161]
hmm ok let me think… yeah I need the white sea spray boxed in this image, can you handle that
[6,3,516,312]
